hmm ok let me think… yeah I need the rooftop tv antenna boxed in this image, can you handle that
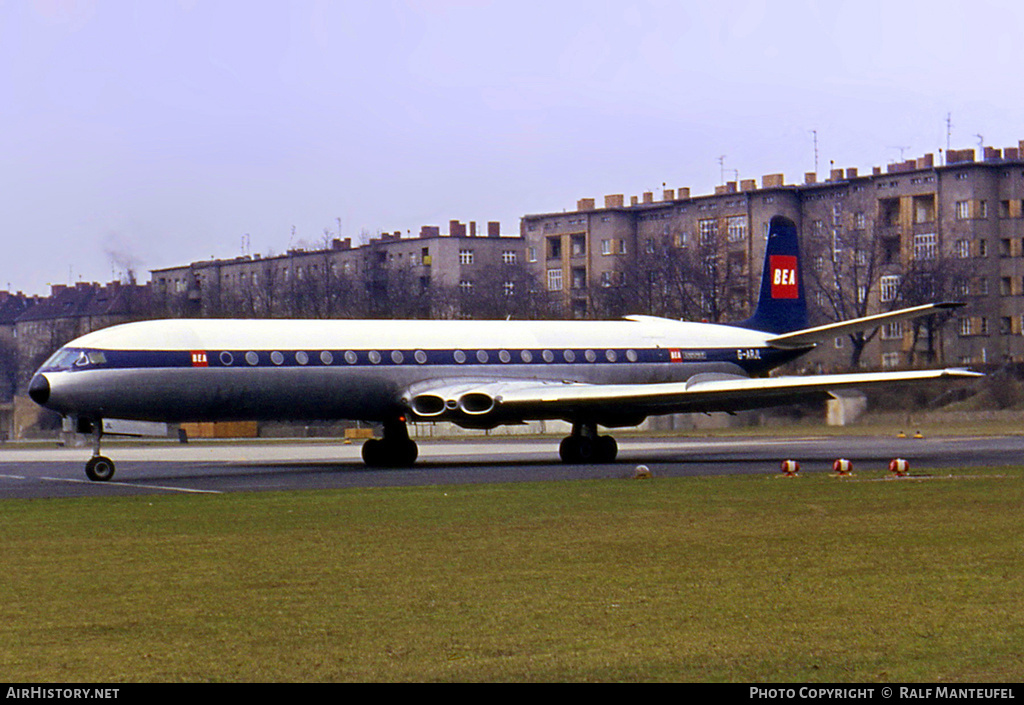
[810,129,818,174]
[888,145,911,161]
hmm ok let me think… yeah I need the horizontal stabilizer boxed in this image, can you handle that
[765,302,964,349]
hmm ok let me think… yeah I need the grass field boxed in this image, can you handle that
[2,467,1022,682]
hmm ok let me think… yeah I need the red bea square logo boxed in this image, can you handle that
[769,255,799,299]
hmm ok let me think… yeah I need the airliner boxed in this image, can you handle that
[29,216,979,481]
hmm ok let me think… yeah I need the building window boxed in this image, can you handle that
[882,352,901,369]
[601,239,612,255]
[726,216,747,242]
[547,268,563,291]
[527,246,537,263]
[571,267,586,290]
[880,275,900,302]
[502,250,517,264]
[955,239,970,258]
[547,236,561,259]
[882,322,903,340]
[955,201,970,220]
[698,219,717,245]
[459,250,474,265]
[914,233,937,260]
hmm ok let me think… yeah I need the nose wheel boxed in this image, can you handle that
[83,419,116,481]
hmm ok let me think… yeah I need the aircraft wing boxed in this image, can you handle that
[405,367,982,424]
[765,302,964,349]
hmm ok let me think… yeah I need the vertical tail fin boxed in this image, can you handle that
[735,215,807,334]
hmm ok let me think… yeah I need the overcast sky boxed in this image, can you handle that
[2,0,1022,295]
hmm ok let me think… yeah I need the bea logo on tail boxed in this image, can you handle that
[770,255,799,299]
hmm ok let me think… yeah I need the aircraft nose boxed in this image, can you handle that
[28,374,50,406]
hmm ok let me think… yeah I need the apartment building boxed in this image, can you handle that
[150,220,526,320]
[521,142,1024,371]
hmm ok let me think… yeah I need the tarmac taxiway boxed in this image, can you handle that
[0,433,1022,499]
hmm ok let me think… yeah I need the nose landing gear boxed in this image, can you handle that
[82,419,115,482]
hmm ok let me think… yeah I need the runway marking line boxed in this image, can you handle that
[39,477,223,494]
[0,474,27,480]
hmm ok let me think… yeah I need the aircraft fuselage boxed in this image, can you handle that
[31,317,798,426]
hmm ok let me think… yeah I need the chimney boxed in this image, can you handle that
[577,198,596,211]
[487,221,501,237]
[469,221,476,238]
[947,149,975,164]
[662,189,675,201]
[450,220,466,237]
[804,172,817,185]
[604,194,624,208]
[762,174,784,188]
[676,187,690,199]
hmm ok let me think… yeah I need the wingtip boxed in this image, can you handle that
[945,367,985,377]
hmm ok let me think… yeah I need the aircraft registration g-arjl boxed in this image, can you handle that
[29,216,979,481]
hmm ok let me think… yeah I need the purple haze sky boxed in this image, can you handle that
[2,0,1021,294]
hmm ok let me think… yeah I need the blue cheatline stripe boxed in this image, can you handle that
[48,345,773,371]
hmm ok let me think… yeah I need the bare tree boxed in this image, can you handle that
[604,227,745,323]
[454,262,556,320]
[890,254,970,366]
[804,221,883,368]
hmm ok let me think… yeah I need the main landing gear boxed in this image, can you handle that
[84,421,116,482]
[361,417,418,468]
[559,421,618,464]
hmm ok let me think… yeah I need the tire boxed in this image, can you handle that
[361,438,384,467]
[596,435,618,463]
[85,455,116,482]
[560,435,618,464]
[559,436,580,463]
[362,438,418,467]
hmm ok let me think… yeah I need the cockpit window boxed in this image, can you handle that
[42,348,82,370]
[41,348,107,371]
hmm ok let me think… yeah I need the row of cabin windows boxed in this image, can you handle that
[221,348,643,367]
